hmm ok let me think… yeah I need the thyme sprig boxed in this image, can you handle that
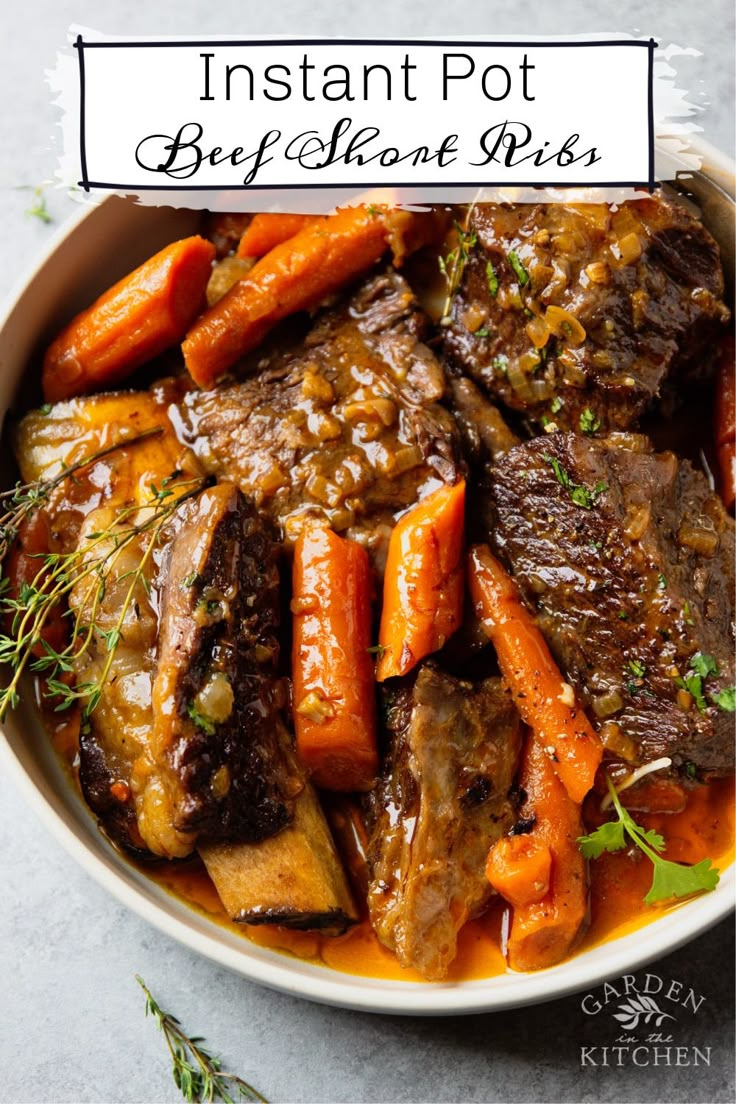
[0,426,164,562]
[439,213,478,316]
[136,976,268,1103]
[0,434,206,725]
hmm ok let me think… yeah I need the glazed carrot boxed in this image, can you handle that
[715,336,735,510]
[501,738,588,971]
[376,480,465,681]
[485,834,552,909]
[236,213,324,258]
[468,544,602,804]
[182,205,424,388]
[42,236,215,403]
[292,525,378,792]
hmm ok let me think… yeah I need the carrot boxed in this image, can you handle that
[292,525,378,792]
[498,738,588,971]
[42,236,215,402]
[182,205,425,388]
[236,213,324,258]
[376,480,465,681]
[468,544,602,804]
[485,834,552,909]
[715,336,735,510]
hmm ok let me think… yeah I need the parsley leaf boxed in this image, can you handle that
[579,407,601,435]
[486,260,499,298]
[711,686,736,712]
[690,652,718,678]
[578,775,720,906]
[628,659,647,679]
[507,250,530,286]
[187,701,215,736]
[578,819,625,859]
[550,395,563,415]
[544,454,607,510]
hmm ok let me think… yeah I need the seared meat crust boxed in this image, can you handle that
[442,198,729,431]
[141,484,302,853]
[176,270,460,564]
[366,664,521,979]
[488,432,735,775]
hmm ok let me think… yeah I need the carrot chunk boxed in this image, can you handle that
[292,525,378,792]
[182,205,425,388]
[42,236,215,402]
[236,213,324,258]
[376,480,465,681]
[468,544,602,804]
[499,738,588,971]
[485,834,552,909]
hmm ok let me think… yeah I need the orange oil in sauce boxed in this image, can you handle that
[143,777,734,983]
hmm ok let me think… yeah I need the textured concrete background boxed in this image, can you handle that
[0,2,733,1102]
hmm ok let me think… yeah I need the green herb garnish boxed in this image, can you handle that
[0,432,203,724]
[474,327,490,338]
[187,701,216,736]
[491,354,509,375]
[675,653,721,713]
[628,659,647,679]
[486,259,499,298]
[710,686,736,712]
[22,185,52,224]
[507,250,530,286]
[657,574,667,591]
[579,407,601,435]
[137,976,267,1103]
[550,396,563,415]
[439,219,478,306]
[578,775,720,906]
[180,572,201,590]
[544,454,607,510]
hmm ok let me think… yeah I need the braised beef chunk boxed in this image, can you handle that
[488,432,735,775]
[366,665,521,979]
[140,483,304,853]
[442,198,730,432]
[176,270,460,565]
[448,375,520,466]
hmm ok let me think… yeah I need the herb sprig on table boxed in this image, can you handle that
[137,977,268,1103]
[578,775,720,906]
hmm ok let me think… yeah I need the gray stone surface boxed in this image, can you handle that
[0,2,733,1102]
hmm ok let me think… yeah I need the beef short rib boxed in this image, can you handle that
[366,664,521,979]
[488,432,735,776]
[442,198,729,432]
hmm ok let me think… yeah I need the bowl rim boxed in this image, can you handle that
[1,144,734,1017]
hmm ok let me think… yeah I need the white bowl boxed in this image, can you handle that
[1,159,734,1016]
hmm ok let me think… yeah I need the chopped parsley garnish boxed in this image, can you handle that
[627,659,647,679]
[507,250,530,286]
[579,407,601,435]
[550,395,563,415]
[578,775,720,905]
[710,686,736,712]
[656,574,667,591]
[682,600,694,625]
[486,260,499,298]
[683,761,699,781]
[674,652,722,713]
[474,326,490,338]
[544,454,607,510]
[187,701,216,736]
[618,611,629,620]
[491,354,509,375]
[39,403,53,416]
